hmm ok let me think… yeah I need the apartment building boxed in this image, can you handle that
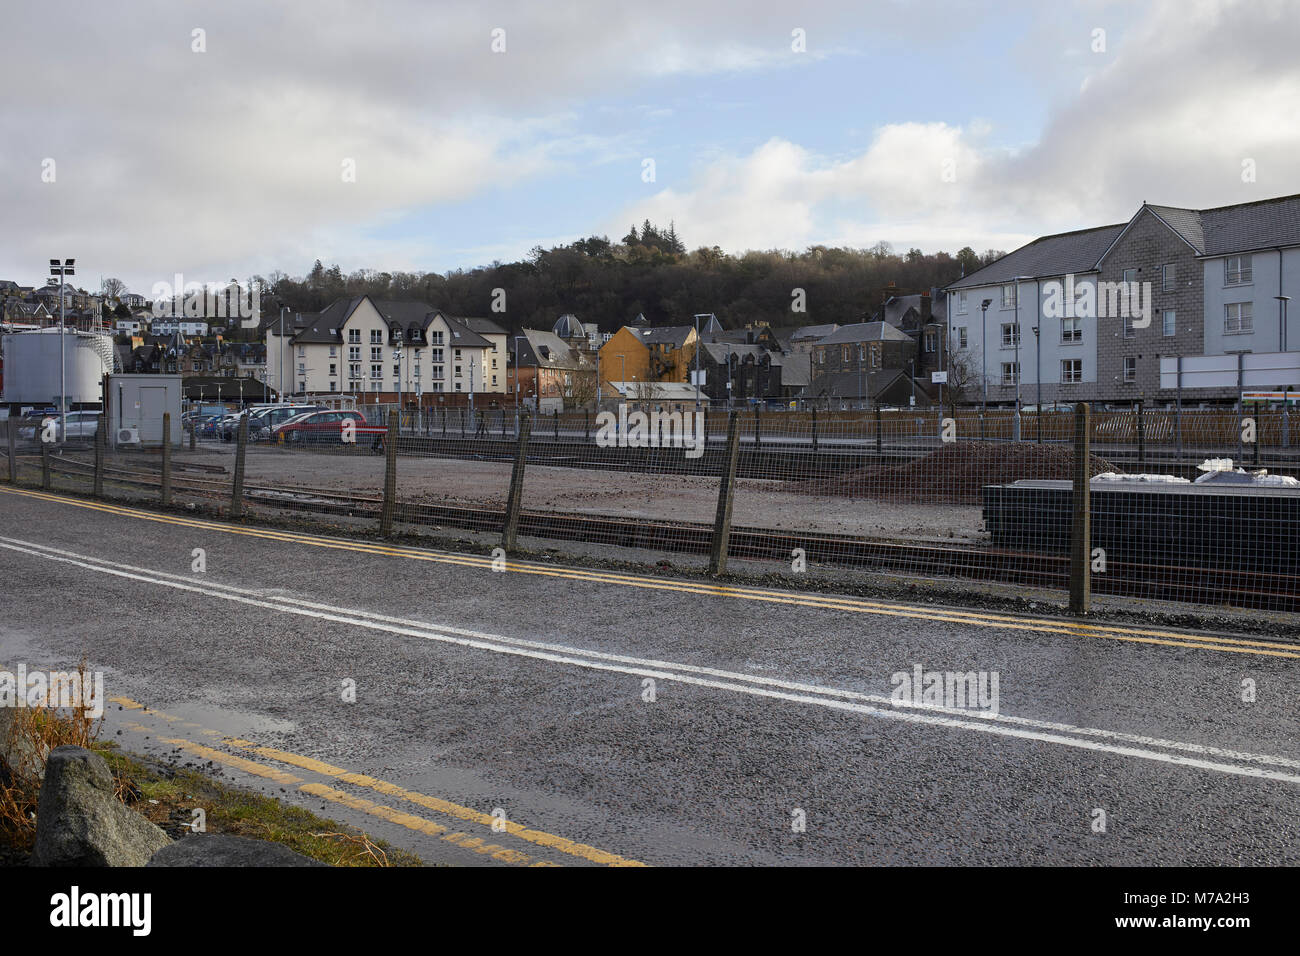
[946,194,1300,405]
[265,296,506,403]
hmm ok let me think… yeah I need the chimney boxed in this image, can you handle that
[920,293,932,321]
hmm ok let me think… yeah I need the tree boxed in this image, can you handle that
[100,277,127,303]
[956,246,981,276]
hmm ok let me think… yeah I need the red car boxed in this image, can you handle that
[273,410,387,449]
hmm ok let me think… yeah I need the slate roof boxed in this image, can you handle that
[515,329,589,369]
[635,326,694,347]
[814,322,912,345]
[947,224,1126,290]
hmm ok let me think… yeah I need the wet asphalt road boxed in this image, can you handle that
[1,484,1298,866]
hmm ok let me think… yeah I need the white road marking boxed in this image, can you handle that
[3,534,1299,786]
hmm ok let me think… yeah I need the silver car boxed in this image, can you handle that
[18,410,100,443]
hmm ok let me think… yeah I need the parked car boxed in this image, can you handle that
[194,415,225,438]
[273,410,385,448]
[17,410,99,443]
[241,404,325,442]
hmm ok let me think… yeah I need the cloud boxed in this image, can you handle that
[610,0,1300,257]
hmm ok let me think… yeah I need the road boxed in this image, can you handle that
[2,483,1298,866]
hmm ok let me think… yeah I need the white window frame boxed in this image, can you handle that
[1123,356,1137,382]
[1225,255,1253,285]
[1000,362,1018,386]
[1061,316,1082,343]
[1001,323,1019,348]
[1061,359,1082,384]
[1163,310,1176,337]
[1162,264,1176,292]
[1225,301,1253,334]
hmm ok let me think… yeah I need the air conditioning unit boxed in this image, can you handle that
[117,427,141,445]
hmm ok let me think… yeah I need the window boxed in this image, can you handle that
[1001,284,1017,309]
[431,348,443,363]
[1162,264,1176,292]
[1001,362,1019,385]
[1122,268,1137,286]
[370,364,382,379]
[1061,359,1082,384]
[1061,316,1082,343]
[329,364,336,376]
[1123,356,1137,382]
[492,376,498,386]
[370,347,382,361]
[954,327,968,349]
[298,380,305,392]
[1001,323,1019,348]
[958,292,968,314]
[1163,310,1176,337]
[349,363,361,379]
[1225,301,1253,334]
[1122,315,1136,338]
[370,329,383,343]
[924,331,938,353]
[328,346,336,357]
[857,344,866,361]
[393,363,400,378]
[454,349,462,359]
[455,365,462,377]
[348,329,360,343]
[818,349,825,365]
[349,346,360,361]
[431,330,444,345]
[842,345,851,362]
[870,344,881,368]
[297,346,305,357]
[1225,255,1253,285]
[329,382,337,392]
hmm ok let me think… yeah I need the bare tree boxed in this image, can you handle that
[100,277,127,303]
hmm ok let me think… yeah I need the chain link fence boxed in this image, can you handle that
[6,403,1299,615]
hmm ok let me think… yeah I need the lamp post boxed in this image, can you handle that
[980,298,992,412]
[692,313,715,410]
[514,335,526,408]
[1276,295,1291,352]
[1031,324,1041,442]
[1010,276,1032,441]
[393,342,403,429]
[49,258,75,415]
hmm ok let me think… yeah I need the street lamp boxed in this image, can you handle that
[1010,276,1032,441]
[393,342,403,428]
[980,298,992,412]
[1276,295,1291,352]
[1031,325,1041,442]
[692,313,715,410]
[49,258,75,415]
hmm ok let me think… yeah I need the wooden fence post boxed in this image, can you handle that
[708,411,743,576]
[161,412,172,506]
[230,413,248,518]
[502,410,531,550]
[380,410,398,536]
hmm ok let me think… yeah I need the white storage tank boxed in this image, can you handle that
[2,328,113,406]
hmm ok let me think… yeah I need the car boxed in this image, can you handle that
[223,404,325,442]
[273,410,386,448]
[194,414,225,438]
[17,410,99,443]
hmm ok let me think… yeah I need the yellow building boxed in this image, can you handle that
[598,325,697,397]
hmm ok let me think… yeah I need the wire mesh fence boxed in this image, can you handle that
[6,403,1299,616]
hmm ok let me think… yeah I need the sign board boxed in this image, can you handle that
[1242,391,1300,403]
[1161,352,1300,390]
[931,371,948,384]
[690,369,706,386]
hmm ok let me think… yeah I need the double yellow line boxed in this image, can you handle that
[115,697,643,866]
[3,484,1298,658]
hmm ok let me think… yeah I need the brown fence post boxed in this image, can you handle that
[754,407,761,446]
[161,412,172,506]
[811,407,819,453]
[1069,402,1092,615]
[6,415,16,484]
[189,418,196,450]
[708,411,743,576]
[502,410,531,550]
[93,415,105,497]
[875,405,883,455]
[230,413,248,518]
[380,410,399,536]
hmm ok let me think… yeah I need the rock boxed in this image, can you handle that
[32,746,172,867]
[148,833,326,867]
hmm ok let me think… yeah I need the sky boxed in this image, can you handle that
[2,0,1298,295]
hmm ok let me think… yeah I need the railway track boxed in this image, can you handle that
[27,453,1300,613]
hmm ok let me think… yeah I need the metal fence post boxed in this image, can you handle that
[754,407,761,446]
[708,411,742,576]
[380,409,398,536]
[189,418,196,450]
[502,410,531,550]
[6,415,16,484]
[1069,402,1091,615]
[811,407,819,453]
[161,412,172,506]
[1135,399,1145,470]
[41,430,51,489]
[230,413,248,518]
[93,415,105,497]
[875,405,883,455]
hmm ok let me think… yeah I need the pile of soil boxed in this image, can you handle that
[789,442,1118,504]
